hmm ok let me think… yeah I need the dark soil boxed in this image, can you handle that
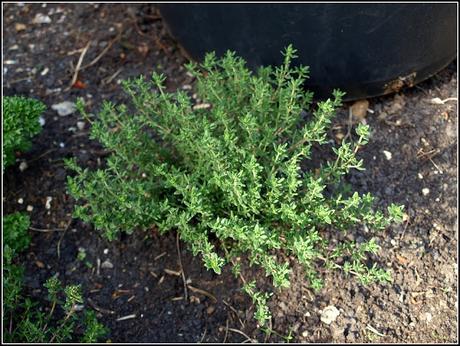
[3,3,457,343]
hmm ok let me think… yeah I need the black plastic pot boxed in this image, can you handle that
[159,3,457,100]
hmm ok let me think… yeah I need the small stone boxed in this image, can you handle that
[40,67,49,76]
[32,13,52,24]
[101,260,114,269]
[59,142,65,148]
[302,330,309,337]
[26,205,34,212]
[35,260,45,268]
[19,161,28,171]
[77,121,85,131]
[74,304,85,311]
[51,101,76,116]
[422,188,430,196]
[39,116,46,126]
[418,173,423,179]
[350,99,369,120]
[45,196,52,209]
[103,248,109,255]
[15,23,26,31]
[18,198,24,204]
[320,305,340,325]
[424,312,433,322]
[383,150,392,160]
[144,286,149,292]
[206,305,215,315]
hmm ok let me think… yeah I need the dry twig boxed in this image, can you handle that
[65,40,92,91]
[176,233,189,301]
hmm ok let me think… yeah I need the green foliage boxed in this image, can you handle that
[3,213,30,314]
[66,45,404,326]
[3,212,31,254]
[2,214,107,342]
[3,95,45,170]
[81,310,109,343]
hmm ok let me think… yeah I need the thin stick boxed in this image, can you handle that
[26,149,57,163]
[343,106,353,142]
[80,32,122,71]
[227,328,255,343]
[154,252,167,261]
[199,324,208,343]
[366,324,386,337]
[116,314,137,321]
[29,226,66,233]
[429,157,443,174]
[102,67,123,85]
[66,40,92,91]
[223,300,245,329]
[176,233,188,302]
[57,219,72,259]
[87,297,115,315]
[187,285,217,303]
[223,318,229,343]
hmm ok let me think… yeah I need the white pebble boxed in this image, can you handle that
[422,188,430,196]
[59,142,65,148]
[18,198,24,204]
[40,67,49,76]
[320,305,340,325]
[19,161,28,171]
[45,196,52,209]
[77,121,85,131]
[424,312,433,322]
[32,13,52,24]
[144,286,149,292]
[103,248,109,255]
[101,260,114,269]
[26,205,34,212]
[417,173,423,179]
[51,101,76,116]
[383,150,392,161]
[39,116,46,126]
[74,304,84,312]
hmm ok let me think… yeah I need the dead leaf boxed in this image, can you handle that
[396,254,409,265]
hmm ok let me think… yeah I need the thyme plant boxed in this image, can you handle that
[2,213,107,343]
[66,45,404,326]
[3,95,45,170]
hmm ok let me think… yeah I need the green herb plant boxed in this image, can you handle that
[2,214,107,342]
[66,45,404,327]
[3,95,45,170]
